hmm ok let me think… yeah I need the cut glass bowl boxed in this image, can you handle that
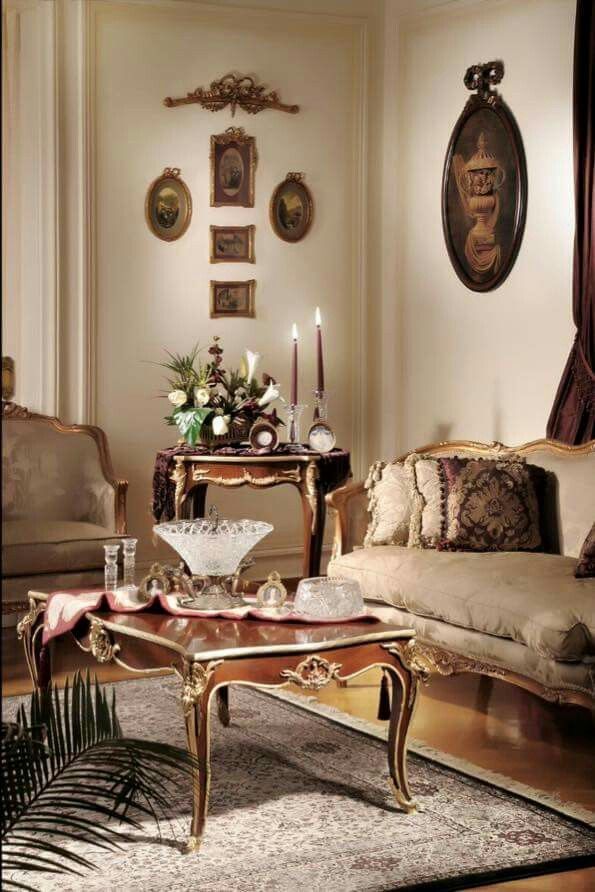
[294,576,364,619]
[153,518,273,577]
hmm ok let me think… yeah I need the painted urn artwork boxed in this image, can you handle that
[442,62,527,291]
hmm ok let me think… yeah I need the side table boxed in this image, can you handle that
[161,450,351,578]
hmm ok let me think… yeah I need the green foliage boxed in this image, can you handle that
[172,407,212,446]
[1,672,198,891]
[159,343,210,398]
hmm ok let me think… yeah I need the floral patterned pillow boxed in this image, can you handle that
[575,523,595,578]
[437,458,543,552]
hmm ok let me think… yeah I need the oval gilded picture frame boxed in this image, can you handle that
[270,172,313,243]
[441,74,527,292]
[145,168,192,242]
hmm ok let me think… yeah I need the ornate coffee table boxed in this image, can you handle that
[20,593,429,854]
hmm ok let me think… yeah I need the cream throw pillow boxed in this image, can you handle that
[364,460,413,547]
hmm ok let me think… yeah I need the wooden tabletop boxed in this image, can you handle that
[81,610,415,662]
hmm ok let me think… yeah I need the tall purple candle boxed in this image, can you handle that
[291,324,298,405]
[315,307,324,392]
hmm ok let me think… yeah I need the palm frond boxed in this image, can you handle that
[2,672,197,889]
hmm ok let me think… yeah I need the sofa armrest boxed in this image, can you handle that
[326,480,367,559]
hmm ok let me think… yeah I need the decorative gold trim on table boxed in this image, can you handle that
[16,596,45,640]
[174,660,224,717]
[280,654,342,690]
[191,466,301,487]
[305,460,319,533]
[89,618,120,664]
[164,72,299,116]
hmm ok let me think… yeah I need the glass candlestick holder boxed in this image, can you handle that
[285,403,307,444]
[122,538,138,587]
[104,544,120,592]
[312,390,329,421]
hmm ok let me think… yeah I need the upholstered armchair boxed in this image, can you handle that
[2,402,128,622]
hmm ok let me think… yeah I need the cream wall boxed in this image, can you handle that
[2,0,578,574]
[386,0,576,455]
[90,0,375,571]
[0,0,384,576]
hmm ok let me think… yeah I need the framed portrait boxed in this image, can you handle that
[270,172,313,242]
[442,62,527,292]
[210,127,256,207]
[145,168,192,241]
[210,280,255,318]
[210,225,255,263]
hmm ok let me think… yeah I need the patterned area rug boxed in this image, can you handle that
[3,676,594,892]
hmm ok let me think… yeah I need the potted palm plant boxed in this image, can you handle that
[2,672,198,891]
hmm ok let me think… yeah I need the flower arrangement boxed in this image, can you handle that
[162,338,282,446]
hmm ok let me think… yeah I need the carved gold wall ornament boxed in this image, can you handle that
[174,660,224,716]
[164,72,299,116]
[89,618,120,664]
[280,654,342,690]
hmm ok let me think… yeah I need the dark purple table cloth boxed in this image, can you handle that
[152,444,351,522]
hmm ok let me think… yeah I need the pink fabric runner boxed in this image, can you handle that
[42,587,378,646]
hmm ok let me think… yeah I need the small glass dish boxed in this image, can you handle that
[294,576,364,619]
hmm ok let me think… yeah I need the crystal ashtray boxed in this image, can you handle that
[293,576,364,619]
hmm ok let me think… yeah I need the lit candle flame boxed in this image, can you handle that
[315,307,322,327]
[292,323,298,341]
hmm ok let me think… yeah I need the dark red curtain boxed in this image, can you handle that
[546,0,595,444]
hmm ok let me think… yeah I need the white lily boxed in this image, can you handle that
[257,381,280,408]
[212,414,231,436]
[168,390,187,408]
[244,350,261,385]
[193,386,210,407]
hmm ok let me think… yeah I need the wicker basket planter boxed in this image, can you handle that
[198,420,251,448]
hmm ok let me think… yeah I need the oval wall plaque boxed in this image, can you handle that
[442,61,527,292]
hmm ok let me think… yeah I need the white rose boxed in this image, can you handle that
[212,414,231,436]
[168,390,187,408]
[257,382,280,408]
[193,386,210,407]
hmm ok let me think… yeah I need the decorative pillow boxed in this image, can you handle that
[439,457,542,552]
[407,453,542,552]
[406,455,443,548]
[364,460,413,547]
[575,523,595,578]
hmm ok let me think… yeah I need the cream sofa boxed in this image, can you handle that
[327,439,595,708]
[2,402,128,622]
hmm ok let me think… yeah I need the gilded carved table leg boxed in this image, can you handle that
[171,457,188,521]
[17,596,47,692]
[174,659,222,854]
[385,662,419,813]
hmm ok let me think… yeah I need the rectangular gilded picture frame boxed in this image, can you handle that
[210,127,256,208]
[210,225,255,263]
[210,280,255,318]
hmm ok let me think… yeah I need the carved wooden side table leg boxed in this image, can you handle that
[299,460,327,577]
[216,687,230,727]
